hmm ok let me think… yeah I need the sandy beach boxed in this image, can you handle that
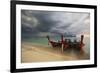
[21,42,90,63]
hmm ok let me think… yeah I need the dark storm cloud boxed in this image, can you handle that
[21,10,59,38]
[50,12,90,35]
[21,10,90,38]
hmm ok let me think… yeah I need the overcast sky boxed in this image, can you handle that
[21,10,90,38]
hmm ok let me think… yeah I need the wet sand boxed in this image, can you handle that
[21,42,90,63]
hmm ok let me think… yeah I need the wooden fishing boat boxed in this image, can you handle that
[46,35,85,52]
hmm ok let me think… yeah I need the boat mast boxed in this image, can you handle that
[61,35,64,52]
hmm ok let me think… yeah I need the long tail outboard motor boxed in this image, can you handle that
[79,35,85,50]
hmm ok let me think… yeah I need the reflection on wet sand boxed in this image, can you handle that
[21,42,90,63]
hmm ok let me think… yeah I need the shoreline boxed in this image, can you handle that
[21,42,90,63]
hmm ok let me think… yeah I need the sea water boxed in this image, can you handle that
[22,36,90,55]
